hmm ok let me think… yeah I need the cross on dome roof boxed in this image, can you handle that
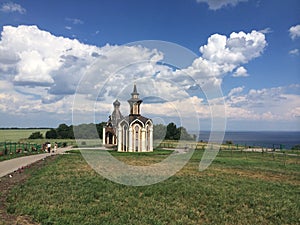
[131,83,139,96]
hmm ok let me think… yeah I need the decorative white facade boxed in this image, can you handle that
[103,84,153,152]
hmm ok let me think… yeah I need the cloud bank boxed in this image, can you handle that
[0,25,298,129]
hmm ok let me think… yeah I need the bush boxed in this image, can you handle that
[225,140,234,145]
[291,144,300,150]
[28,131,43,139]
[154,123,193,140]
[46,128,57,139]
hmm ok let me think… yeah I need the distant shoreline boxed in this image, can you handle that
[194,131,300,150]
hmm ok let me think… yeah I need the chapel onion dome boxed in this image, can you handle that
[113,99,121,107]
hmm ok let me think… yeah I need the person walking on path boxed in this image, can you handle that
[47,142,51,153]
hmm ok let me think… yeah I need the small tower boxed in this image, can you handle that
[111,99,123,127]
[103,99,123,146]
[128,83,143,115]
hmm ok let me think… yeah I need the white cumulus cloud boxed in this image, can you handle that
[66,18,84,25]
[289,48,299,56]
[233,66,248,77]
[200,30,266,65]
[196,0,248,10]
[0,25,167,105]
[228,86,244,96]
[289,24,300,40]
[226,85,300,121]
[180,30,266,88]
[0,25,273,128]
[0,2,26,14]
[0,25,102,88]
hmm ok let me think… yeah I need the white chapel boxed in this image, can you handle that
[103,84,153,152]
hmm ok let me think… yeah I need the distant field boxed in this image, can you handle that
[0,129,49,142]
[0,129,101,147]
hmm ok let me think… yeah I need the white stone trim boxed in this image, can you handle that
[102,127,106,145]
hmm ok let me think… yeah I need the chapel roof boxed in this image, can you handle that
[123,115,151,126]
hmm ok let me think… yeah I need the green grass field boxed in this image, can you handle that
[4,150,300,225]
[0,129,101,147]
[0,129,49,142]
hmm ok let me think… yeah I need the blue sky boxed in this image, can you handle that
[0,0,299,131]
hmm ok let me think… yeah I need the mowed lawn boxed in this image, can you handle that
[5,150,300,225]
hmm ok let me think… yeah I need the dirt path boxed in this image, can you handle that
[0,147,71,224]
[0,147,71,178]
[0,154,59,225]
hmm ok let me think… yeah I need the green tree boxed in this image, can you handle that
[96,122,106,139]
[166,122,177,140]
[56,124,74,139]
[177,126,193,140]
[225,140,234,145]
[291,144,300,150]
[73,123,99,139]
[45,128,57,139]
[153,124,167,140]
[28,131,43,139]
[68,125,75,139]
